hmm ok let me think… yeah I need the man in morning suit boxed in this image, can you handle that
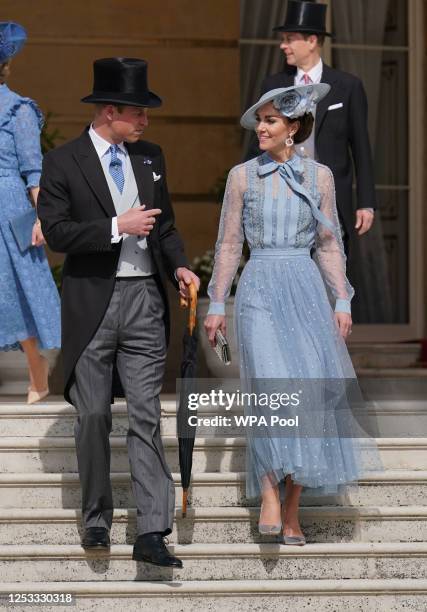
[248,0,376,247]
[37,58,199,568]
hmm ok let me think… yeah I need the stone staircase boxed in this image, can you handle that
[0,396,425,610]
[0,341,424,395]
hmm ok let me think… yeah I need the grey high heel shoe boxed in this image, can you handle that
[282,534,306,546]
[258,502,282,535]
[258,523,282,535]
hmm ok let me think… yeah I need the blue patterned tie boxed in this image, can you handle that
[108,145,125,194]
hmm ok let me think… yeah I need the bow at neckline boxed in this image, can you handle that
[257,153,335,232]
[257,152,305,178]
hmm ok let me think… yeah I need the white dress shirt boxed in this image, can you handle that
[294,60,373,214]
[88,125,184,280]
[296,58,323,86]
[88,125,125,242]
[294,59,322,160]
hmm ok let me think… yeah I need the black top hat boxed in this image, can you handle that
[273,0,331,37]
[81,57,162,107]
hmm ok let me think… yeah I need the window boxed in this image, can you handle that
[240,0,424,334]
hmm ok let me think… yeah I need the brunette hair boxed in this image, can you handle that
[95,103,125,114]
[0,61,10,82]
[302,33,325,47]
[288,113,314,143]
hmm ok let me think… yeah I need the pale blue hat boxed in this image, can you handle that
[240,83,330,129]
[0,22,27,63]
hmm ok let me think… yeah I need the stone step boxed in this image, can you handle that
[0,579,425,612]
[348,343,421,369]
[0,342,421,396]
[0,436,424,473]
[0,542,425,582]
[0,471,425,508]
[0,506,425,545]
[0,398,426,438]
[0,351,61,396]
[357,367,427,378]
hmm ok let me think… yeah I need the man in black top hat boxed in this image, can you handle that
[247,0,376,246]
[38,58,199,568]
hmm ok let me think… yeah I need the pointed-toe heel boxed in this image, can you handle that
[282,534,306,546]
[258,523,282,535]
[258,501,282,535]
[27,387,50,405]
[27,356,50,404]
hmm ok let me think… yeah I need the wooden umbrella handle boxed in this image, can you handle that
[179,281,198,335]
[182,489,188,518]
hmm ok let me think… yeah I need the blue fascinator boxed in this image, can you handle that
[0,22,27,63]
[240,83,330,130]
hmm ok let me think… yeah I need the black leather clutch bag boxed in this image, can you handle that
[9,208,37,252]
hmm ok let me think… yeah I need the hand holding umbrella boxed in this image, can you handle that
[178,280,199,517]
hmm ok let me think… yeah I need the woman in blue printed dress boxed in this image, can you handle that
[205,84,380,545]
[0,22,60,403]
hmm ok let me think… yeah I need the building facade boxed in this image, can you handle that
[2,0,426,351]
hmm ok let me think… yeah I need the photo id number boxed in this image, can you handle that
[7,592,74,605]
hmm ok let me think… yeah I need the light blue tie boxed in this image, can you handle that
[108,144,125,194]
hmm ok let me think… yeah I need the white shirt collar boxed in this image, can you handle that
[88,124,128,159]
[296,58,323,85]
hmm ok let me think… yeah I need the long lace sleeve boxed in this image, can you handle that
[207,165,245,315]
[313,165,354,313]
[13,101,43,188]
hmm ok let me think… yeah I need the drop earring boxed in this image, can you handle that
[285,133,294,147]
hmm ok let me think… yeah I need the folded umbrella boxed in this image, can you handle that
[178,282,198,517]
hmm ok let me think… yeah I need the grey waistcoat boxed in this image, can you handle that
[104,158,155,277]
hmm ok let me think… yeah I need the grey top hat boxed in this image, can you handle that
[240,84,331,130]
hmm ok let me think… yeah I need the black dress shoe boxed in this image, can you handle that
[132,532,183,567]
[81,527,110,549]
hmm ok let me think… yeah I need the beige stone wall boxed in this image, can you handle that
[2,1,240,388]
[424,4,427,337]
[2,0,240,263]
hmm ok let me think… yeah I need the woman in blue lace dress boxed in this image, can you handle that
[205,85,380,545]
[0,22,60,403]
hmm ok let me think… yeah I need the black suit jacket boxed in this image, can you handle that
[248,64,376,236]
[37,129,188,403]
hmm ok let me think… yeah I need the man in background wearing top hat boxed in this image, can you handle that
[38,57,199,568]
[247,0,376,249]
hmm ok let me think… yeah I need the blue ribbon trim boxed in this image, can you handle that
[257,154,336,232]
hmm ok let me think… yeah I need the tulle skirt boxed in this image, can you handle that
[234,248,381,500]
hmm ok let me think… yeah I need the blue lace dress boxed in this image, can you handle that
[208,152,381,499]
[0,84,60,351]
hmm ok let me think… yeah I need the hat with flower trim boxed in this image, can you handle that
[240,84,330,130]
[0,22,27,63]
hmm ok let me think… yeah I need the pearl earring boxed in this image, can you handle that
[285,134,294,147]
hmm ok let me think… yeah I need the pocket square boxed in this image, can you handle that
[153,172,162,182]
[328,103,343,111]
